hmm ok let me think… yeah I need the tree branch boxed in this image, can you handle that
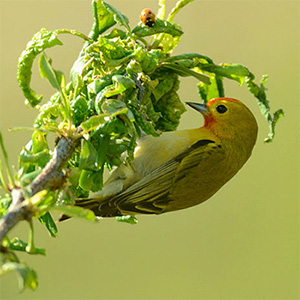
[0,135,81,242]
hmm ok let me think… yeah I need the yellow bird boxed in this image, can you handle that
[75,97,258,217]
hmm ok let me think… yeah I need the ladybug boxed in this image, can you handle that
[140,8,156,27]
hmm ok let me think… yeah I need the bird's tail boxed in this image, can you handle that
[58,196,123,221]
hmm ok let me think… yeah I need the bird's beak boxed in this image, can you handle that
[186,102,209,116]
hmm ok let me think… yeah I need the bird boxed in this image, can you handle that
[72,97,258,218]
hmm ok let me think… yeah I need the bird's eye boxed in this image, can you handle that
[216,105,228,114]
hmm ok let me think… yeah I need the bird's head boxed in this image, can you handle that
[186,98,258,143]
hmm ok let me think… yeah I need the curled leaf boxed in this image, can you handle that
[245,74,284,142]
[17,28,63,107]
[167,0,194,22]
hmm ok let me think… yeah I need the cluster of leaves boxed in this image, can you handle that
[0,0,283,291]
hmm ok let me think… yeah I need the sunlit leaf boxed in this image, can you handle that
[116,215,138,224]
[89,0,116,40]
[8,237,46,255]
[38,212,58,237]
[52,205,95,221]
[161,63,210,84]
[17,28,63,107]
[103,2,131,33]
[81,114,109,132]
[132,19,183,37]
[39,52,64,91]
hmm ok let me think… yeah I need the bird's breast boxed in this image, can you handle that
[132,130,203,176]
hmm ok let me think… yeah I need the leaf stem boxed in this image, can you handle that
[0,132,14,188]
[56,29,93,42]
[26,220,35,254]
[0,160,9,192]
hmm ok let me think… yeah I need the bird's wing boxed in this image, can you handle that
[99,139,220,215]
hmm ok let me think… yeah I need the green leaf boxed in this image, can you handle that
[70,96,89,126]
[8,237,46,255]
[155,29,182,54]
[81,114,109,132]
[79,168,104,192]
[264,109,285,143]
[104,28,127,39]
[132,19,183,38]
[167,0,194,21]
[160,63,210,85]
[79,139,99,171]
[150,0,194,53]
[206,63,250,85]
[97,36,133,65]
[95,135,110,167]
[154,89,186,131]
[52,205,95,221]
[89,0,117,40]
[78,169,93,191]
[102,99,127,115]
[152,75,175,101]
[19,131,50,168]
[246,74,270,117]
[19,149,49,164]
[0,160,8,192]
[39,52,65,91]
[38,212,58,237]
[0,131,14,188]
[28,190,49,207]
[133,48,160,73]
[100,75,136,99]
[163,52,214,65]
[0,195,11,217]
[20,170,42,187]
[0,262,38,291]
[17,28,63,107]
[157,0,166,20]
[116,215,138,225]
[103,2,131,33]
[32,130,49,153]
[198,74,224,103]
[112,75,136,92]
[70,56,87,86]
[245,74,284,142]
[91,169,104,192]
[88,74,114,94]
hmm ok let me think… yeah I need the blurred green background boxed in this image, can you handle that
[0,0,299,299]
